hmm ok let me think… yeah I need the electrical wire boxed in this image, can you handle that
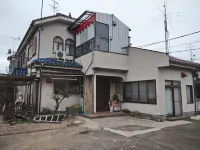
[138,30,200,48]
[170,48,200,53]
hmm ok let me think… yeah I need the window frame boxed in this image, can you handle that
[186,85,194,104]
[53,36,64,54]
[54,80,80,94]
[65,38,75,56]
[124,80,157,105]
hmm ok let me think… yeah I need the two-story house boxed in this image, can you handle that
[9,13,83,112]
[10,10,200,120]
[70,11,199,120]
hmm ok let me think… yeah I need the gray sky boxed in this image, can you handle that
[0,0,200,73]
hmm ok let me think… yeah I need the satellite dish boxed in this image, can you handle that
[7,49,12,54]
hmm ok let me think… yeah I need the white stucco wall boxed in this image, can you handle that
[126,47,169,81]
[39,22,74,58]
[93,51,128,71]
[40,77,80,111]
[26,22,74,66]
[158,67,195,115]
[121,47,169,116]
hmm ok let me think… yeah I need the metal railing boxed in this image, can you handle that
[8,56,28,75]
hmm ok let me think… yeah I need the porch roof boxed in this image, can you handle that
[32,58,82,68]
[0,74,38,86]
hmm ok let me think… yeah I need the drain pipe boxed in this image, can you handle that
[38,68,42,114]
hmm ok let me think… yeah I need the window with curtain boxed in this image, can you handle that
[124,80,157,104]
[186,85,193,104]
[53,36,64,53]
[65,39,75,56]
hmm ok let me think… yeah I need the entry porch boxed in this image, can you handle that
[84,75,124,114]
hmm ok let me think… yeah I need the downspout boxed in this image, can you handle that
[37,29,41,58]
[38,68,42,113]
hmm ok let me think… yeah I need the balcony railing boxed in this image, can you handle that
[8,56,28,76]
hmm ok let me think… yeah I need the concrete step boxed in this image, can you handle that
[166,116,190,121]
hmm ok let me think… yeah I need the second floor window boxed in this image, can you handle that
[65,39,75,56]
[53,36,64,53]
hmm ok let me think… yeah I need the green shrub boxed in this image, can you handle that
[134,111,141,118]
[40,107,54,115]
[70,104,82,109]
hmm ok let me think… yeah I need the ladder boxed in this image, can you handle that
[33,114,63,123]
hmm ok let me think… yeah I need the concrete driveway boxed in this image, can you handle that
[0,122,200,150]
[78,116,192,137]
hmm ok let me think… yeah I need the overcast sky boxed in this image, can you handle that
[0,0,200,73]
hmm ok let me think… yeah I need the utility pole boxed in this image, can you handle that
[164,2,169,54]
[188,44,195,62]
[49,0,59,15]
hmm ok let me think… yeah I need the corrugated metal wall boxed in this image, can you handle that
[96,13,129,54]
[76,23,95,47]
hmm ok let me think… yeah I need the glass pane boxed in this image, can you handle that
[125,83,131,100]
[95,37,109,51]
[186,86,192,103]
[65,45,69,54]
[165,88,173,115]
[131,82,138,102]
[147,81,156,103]
[59,43,63,51]
[174,87,182,116]
[96,22,109,39]
[165,81,172,86]
[173,81,180,86]
[139,81,147,103]
[69,45,74,56]
[54,81,66,93]
[174,87,181,102]
[175,101,182,116]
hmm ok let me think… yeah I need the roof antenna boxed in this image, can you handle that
[49,0,59,15]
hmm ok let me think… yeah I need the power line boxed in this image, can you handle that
[138,30,200,48]
[170,48,200,53]
[154,40,200,51]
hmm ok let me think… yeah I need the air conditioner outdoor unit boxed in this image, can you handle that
[56,50,66,60]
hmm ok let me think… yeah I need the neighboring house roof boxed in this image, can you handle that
[169,56,200,68]
[32,58,81,68]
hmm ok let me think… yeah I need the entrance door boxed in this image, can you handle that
[165,81,182,117]
[96,76,110,112]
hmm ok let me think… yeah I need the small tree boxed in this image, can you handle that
[50,90,69,113]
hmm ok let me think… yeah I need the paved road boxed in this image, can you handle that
[0,122,200,150]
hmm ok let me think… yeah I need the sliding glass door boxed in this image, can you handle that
[165,81,182,117]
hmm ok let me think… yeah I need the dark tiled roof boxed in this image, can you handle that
[33,58,81,68]
[169,56,200,68]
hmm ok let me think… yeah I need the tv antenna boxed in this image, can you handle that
[5,36,20,54]
[49,0,59,15]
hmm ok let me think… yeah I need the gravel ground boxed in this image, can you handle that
[0,117,79,136]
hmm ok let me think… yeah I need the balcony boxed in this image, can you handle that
[8,55,28,76]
